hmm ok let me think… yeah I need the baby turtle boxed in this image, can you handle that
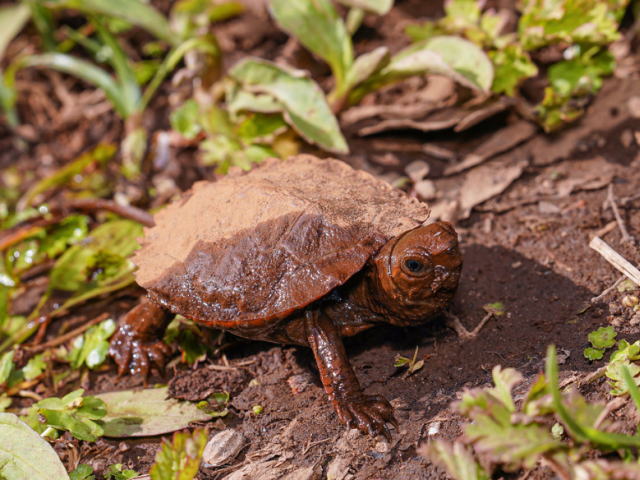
[110,155,462,438]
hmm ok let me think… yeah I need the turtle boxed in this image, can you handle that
[109,154,462,438]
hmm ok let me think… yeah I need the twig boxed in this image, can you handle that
[27,313,109,353]
[589,236,640,286]
[444,311,494,340]
[589,275,626,304]
[593,397,626,429]
[606,184,635,245]
[54,198,154,227]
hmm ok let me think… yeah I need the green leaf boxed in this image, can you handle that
[105,464,138,480]
[18,143,116,210]
[269,0,353,90]
[171,99,202,140]
[68,318,116,369]
[351,35,493,104]
[0,350,14,385]
[97,387,212,437]
[483,301,506,317]
[235,113,288,143]
[588,326,617,349]
[150,428,207,480]
[344,46,390,91]
[335,0,393,15]
[49,219,143,292]
[226,87,283,118]
[0,394,11,412]
[0,3,31,60]
[47,0,176,45]
[443,0,481,29]
[423,440,490,480]
[413,36,493,91]
[22,353,46,380]
[69,464,95,480]
[0,412,70,480]
[20,54,133,118]
[230,59,348,154]
[139,35,220,112]
[546,345,640,449]
[25,389,107,441]
[39,215,89,258]
[583,347,604,361]
[606,342,640,395]
[519,0,623,50]
[489,44,538,96]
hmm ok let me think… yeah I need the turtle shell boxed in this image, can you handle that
[133,155,430,329]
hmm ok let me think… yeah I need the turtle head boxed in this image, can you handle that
[372,221,462,325]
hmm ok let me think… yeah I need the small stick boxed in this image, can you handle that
[589,275,626,304]
[606,184,635,244]
[55,198,154,227]
[27,313,110,353]
[444,310,494,340]
[589,236,640,286]
[593,397,626,429]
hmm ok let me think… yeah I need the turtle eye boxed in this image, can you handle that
[403,258,425,274]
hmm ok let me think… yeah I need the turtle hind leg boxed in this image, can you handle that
[304,310,397,440]
[109,296,173,378]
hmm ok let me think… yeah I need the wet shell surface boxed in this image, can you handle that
[133,155,430,328]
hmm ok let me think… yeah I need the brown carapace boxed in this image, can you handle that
[109,155,462,438]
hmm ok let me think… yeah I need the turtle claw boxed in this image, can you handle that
[334,394,397,439]
[109,322,172,379]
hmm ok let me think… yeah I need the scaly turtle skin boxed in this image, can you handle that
[109,155,462,438]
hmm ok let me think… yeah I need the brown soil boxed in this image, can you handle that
[2,1,640,479]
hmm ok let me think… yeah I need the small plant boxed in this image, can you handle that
[583,325,617,361]
[23,389,107,441]
[394,346,425,376]
[423,345,640,479]
[405,0,630,131]
[149,428,208,480]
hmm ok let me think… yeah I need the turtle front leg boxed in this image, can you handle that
[304,310,397,439]
[109,296,173,377]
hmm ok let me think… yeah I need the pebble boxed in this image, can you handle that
[287,373,313,394]
[414,179,437,200]
[202,429,245,467]
[621,129,634,148]
[628,96,640,118]
[405,160,430,183]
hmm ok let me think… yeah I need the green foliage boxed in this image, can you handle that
[97,387,212,437]
[270,0,353,94]
[518,0,625,50]
[588,326,617,349]
[149,428,208,480]
[0,413,70,480]
[271,0,492,107]
[23,389,106,441]
[69,464,95,480]
[583,326,617,361]
[22,353,46,380]
[68,318,116,369]
[424,345,640,479]
[19,143,115,210]
[230,58,348,154]
[394,346,425,376]
[164,316,207,365]
[197,391,230,417]
[404,0,629,130]
[606,340,640,395]
[483,301,506,316]
[0,351,14,385]
[170,99,285,173]
[105,464,138,480]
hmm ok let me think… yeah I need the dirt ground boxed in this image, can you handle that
[2,1,640,479]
